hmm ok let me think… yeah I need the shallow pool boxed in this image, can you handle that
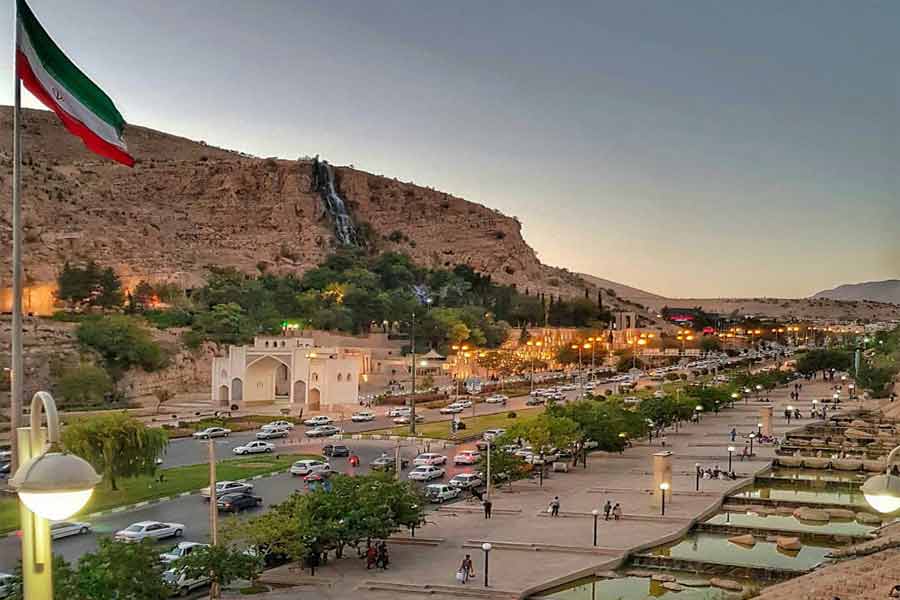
[534,575,740,599]
[766,468,867,484]
[733,484,866,506]
[706,511,875,537]
[648,532,833,571]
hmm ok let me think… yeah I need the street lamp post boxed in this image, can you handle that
[591,509,599,546]
[481,542,492,587]
[749,433,756,456]
[730,392,738,408]
[757,422,763,436]
[727,446,735,472]
[695,463,701,491]
[9,392,101,600]
[695,405,703,423]
[862,445,900,514]
[659,482,669,516]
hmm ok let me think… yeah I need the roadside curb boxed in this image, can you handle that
[338,433,456,449]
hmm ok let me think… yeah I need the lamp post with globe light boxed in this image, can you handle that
[862,446,900,514]
[659,482,670,515]
[591,509,599,546]
[9,392,101,600]
[727,446,735,472]
[481,542,492,587]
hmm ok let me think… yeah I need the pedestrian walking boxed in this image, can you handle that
[365,544,377,570]
[730,427,737,442]
[376,542,390,570]
[741,444,748,461]
[603,499,612,520]
[483,498,492,519]
[458,554,474,584]
[549,496,560,517]
[612,503,622,520]
[661,434,668,447]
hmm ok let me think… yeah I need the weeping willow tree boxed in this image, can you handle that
[61,412,167,490]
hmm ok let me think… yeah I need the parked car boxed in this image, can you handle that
[303,415,333,426]
[305,425,340,437]
[114,521,184,543]
[160,541,209,564]
[483,429,506,441]
[369,455,409,471]
[407,465,445,481]
[424,483,461,503]
[217,492,263,513]
[50,521,91,540]
[393,415,425,425]
[201,480,254,500]
[232,440,274,455]
[449,472,483,489]
[319,444,348,457]
[256,427,289,440]
[525,396,545,406]
[453,450,480,465]
[163,567,209,597]
[290,459,332,476]
[439,404,464,414]
[192,427,231,439]
[263,420,295,430]
[413,453,447,466]
[351,411,375,422]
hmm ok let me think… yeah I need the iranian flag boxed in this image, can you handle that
[15,0,134,166]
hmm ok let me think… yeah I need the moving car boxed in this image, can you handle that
[256,427,289,440]
[50,521,91,540]
[232,440,274,455]
[525,396,545,406]
[392,415,425,425]
[263,420,295,430]
[413,452,447,466]
[351,411,375,422]
[201,480,254,499]
[322,444,351,457]
[303,415,333,427]
[455,399,473,408]
[192,427,231,439]
[485,394,508,404]
[424,483,461,503]
[453,450,480,465]
[449,472,483,489]
[163,567,210,597]
[483,429,506,441]
[217,492,263,513]
[369,455,409,471]
[439,403,464,414]
[114,521,184,543]
[290,459,333,476]
[407,465,445,481]
[387,407,411,417]
[160,541,209,564]
[305,425,340,437]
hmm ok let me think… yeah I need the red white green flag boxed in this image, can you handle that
[16,0,134,166]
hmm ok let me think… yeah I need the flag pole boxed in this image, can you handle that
[10,1,24,473]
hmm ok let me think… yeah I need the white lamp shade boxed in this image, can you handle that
[10,451,101,521]
[862,474,900,514]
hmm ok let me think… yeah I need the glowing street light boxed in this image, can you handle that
[659,482,670,515]
[862,446,900,514]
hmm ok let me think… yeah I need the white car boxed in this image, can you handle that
[424,483,461,503]
[393,415,424,425]
[304,425,340,437]
[351,411,375,422]
[192,427,231,439]
[413,453,447,466]
[201,480,254,499]
[439,404,464,414]
[290,459,332,476]
[303,415,333,426]
[485,395,507,404]
[256,427,289,440]
[407,465,445,481]
[50,521,91,540]
[483,429,506,441]
[114,520,184,543]
[449,472,483,489]
[387,407,411,417]
[455,399,473,408]
[263,420,295,430]
[233,440,274,455]
[454,450,480,465]
[160,541,209,564]
[163,567,210,597]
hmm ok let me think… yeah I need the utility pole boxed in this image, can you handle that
[208,438,220,598]
[10,11,24,473]
[486,439,492,500]
[410,311,417,435]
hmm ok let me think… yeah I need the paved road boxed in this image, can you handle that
[0,439,482,572]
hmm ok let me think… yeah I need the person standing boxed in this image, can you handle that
[730,427,737,442]
[603,499,612,521]
[483,498,492,519]
[612,503,622,520]
[459,554,474,584]
[549,496,560,517]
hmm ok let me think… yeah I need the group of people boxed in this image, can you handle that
[602,499,623,520]
[783,407,802,422]
[698,464,736,480]
[364,541,390,570]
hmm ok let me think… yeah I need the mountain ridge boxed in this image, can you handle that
[812,279,900,305]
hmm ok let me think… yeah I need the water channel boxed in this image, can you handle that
[647,532,833,572]
[535,573,742,600]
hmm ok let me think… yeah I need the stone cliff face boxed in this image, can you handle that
[0,107,591,305]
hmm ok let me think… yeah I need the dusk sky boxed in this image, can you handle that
[3,1,898,299]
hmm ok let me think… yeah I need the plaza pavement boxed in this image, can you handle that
[240,376,844,600]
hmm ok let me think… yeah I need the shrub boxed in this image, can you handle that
[507,411,517,419]
[55,363,113,407]
[76,315,169,377]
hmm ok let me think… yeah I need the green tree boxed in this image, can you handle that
[224,508,306,566]
[194,302,255,346]
[55,363,113,407]
[177,544,261,599]
[475,445,527,486]
[62,539,170,600]
[505,413,580,458]
[699,336,722,353]
[795,349,852,375]
[154,388,174,414]
[76,316,168,377]
[61,412,167,491]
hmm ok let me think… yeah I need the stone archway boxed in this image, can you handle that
[218,385,229,407]
[293,380,306,406]
[231,378,243,404]
[275,363,290,397]
[245,356,288,403]
[308,388,321,411]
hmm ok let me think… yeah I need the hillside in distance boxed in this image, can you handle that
[813,280,900,305]
[0,106,616,312]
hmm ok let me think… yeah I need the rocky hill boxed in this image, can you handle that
[813,280,900,305]
[0,106,607,314]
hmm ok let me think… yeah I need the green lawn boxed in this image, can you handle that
[369,407,544,439]
[0,452,318,534]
